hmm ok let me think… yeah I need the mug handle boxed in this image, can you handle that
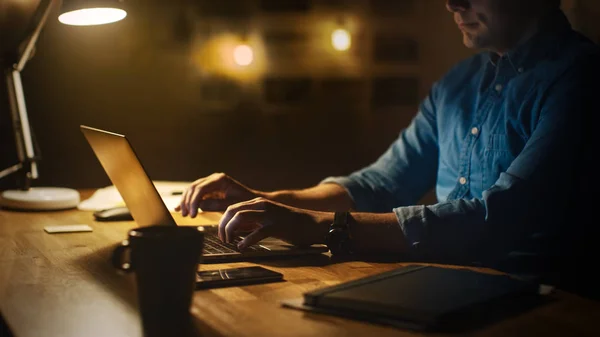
[111,239,133,273]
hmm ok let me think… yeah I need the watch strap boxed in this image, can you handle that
[333,211,349,228]
[326,211,353,256]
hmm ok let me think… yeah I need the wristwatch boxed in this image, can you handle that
[325,211,354,256]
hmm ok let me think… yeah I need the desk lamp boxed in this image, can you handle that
[0,0,126,210]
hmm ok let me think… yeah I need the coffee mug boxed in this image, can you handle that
[112,225,204,337]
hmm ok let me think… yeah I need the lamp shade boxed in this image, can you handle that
[58,0,127,26]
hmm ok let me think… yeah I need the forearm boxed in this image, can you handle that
[349,212,408,254]
[260,183,354,212]
[312,211,408,255]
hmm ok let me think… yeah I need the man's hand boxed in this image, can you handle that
[175,173,260,217]
[218,198,332,250]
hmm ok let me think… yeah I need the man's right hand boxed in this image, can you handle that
[175,173,259,217]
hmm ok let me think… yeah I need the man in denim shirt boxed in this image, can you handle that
[178,0,599,298]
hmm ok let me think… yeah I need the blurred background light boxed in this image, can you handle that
[331,28,351,51]
[233,44,254,66]
[192,33,265,82]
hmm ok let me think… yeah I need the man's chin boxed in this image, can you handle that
[462,35,484,49]
[462,32,493,50]
[463,37,477,49]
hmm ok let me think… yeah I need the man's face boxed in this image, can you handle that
[446,0,538,51]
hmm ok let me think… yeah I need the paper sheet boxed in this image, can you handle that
[78,180,191,211]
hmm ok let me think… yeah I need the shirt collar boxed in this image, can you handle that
[487,9,573,73]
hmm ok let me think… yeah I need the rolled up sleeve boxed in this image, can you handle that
[321,89,440,213]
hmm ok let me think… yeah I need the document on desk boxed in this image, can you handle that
[78,181,191,211]
[44,224,94,233]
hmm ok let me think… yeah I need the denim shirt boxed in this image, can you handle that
[322,10,599,273]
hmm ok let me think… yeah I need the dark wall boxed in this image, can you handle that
[14,21,411,190]
[5,0,594,198]
[2,0,451,194]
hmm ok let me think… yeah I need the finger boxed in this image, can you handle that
[181,185,195,217]
[188,187,204,218]
[177,189,192,214]
[238,227,272,250]
[183,184,198,214]
[179,191,188,216]
[225,210,266,243]
[180,176,210,216]
[218,198,267,241]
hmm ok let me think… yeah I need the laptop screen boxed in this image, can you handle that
[80,125,177,228]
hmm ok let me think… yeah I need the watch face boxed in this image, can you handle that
[326,228,348,255]
[327,212,352,256]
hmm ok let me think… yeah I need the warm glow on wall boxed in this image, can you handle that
[233,44,254,66]
[58,7,127,26]
[191,33,265,81]
[331,28,351,51]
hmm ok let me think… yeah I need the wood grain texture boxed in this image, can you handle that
[1,190,600,337]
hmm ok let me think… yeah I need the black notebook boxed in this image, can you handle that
[282,265,541,331]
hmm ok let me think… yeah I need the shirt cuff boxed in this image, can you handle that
[394,205,428,257]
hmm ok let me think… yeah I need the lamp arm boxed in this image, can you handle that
[16,0,56,72]
[1,0,56,189]
[0,163,23,180]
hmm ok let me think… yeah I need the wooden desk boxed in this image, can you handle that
[1,190,600,337]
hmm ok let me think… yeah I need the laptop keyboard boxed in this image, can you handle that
[203,234,264,255]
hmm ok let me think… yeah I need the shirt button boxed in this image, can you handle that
[518,67,524,73]
[459,177,467,185]
[495,84,503,92]
[471,127,479,136]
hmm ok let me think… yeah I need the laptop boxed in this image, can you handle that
[80,125,329,263]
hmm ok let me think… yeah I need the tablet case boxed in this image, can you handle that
[283,265,541,331]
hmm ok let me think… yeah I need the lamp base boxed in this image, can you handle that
[0,187,80,211]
